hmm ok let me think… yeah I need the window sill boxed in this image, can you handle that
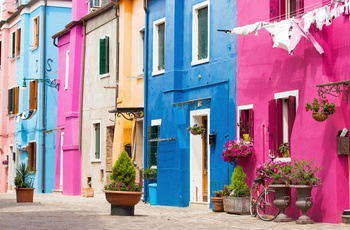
[191,58,209,66]
[275,157,291,162]
[30,45,38,51]
[100,73,110,79]
[90,160,101,163]
[152,69,165,76]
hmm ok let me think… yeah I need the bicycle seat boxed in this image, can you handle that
[254,177,264,184]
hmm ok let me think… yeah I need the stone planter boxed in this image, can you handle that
[292,185,314,224]
[269,184,291,222]
[211,196,224,212]
[223,196,250,214]
[103,190,143,216]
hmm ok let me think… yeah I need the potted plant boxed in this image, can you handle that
[305,98,336,122]
[14,163,35,202]
[187,124,205,136]
[103,150,143,216]
[279,142,290,158]
[222,139,255,164]
[257,160,292,222]
[290,159,322,224]
[2,160,8,168]
[211,190,224,212]
[237,120,251,142]
[141,166,157,180]
[222,166,250,214]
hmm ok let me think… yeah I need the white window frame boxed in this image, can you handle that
[138,27,145,75]
[237,104,253,141]
[152,18,166,76]
[191,1,209,66]
[65,50,70,90]
[91,121,101,162]
[274,90,298,161]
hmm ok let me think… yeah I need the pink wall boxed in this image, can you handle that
[236,0,349,223]
[54,0,87,195]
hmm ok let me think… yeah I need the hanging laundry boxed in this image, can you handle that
[229,21,266,36]
[263,19,293,51]
[289,18,325,55]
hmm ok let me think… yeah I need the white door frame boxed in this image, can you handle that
[189,108,210,203]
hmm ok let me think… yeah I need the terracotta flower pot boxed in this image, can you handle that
[312,112,328,122]
[103,190,143,216]
[211,196,224,212]
[15,188,34,202]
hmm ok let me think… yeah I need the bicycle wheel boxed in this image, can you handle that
[256,189,279,221]
[249,184,259,217]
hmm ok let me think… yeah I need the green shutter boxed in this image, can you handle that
[198,7,208,60]
[158,23,165,70]
[99,36,109,75]
[95,124,100,159]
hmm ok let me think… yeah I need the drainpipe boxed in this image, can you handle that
[41,0,48,193]
[143,0,148,202]
[115,4,120,106]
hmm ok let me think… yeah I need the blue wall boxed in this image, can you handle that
[145,0,237,206]
[15,5,71,193]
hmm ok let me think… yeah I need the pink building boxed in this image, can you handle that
[52,0,89,195]
[234,0,349,224]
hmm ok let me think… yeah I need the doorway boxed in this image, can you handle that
[189,108,210,203]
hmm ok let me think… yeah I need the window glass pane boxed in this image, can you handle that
[148,126,159,166]
[198,7,208,60]
[158,23,165,70]
[99,38,106,74]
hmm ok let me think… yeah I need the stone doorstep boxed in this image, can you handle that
[342,210,350,224]
[52,189,63,195]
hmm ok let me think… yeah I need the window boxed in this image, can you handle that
[8,86,19,115]
[99,36,109,75]
[93,122,101,160]
[90,0,108,8]
[152,18,165,75]
[65,50,70,90]
[268,91,298,158]
[270,0,304,21]
[192,1,209,65]
[237,106,254,142]
[138,28,145,75]
[28,142,36,171]
[29,81,38,110]
[148,125,159,167]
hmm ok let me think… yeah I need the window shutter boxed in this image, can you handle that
[249,109,254,141]
[99,38,106,74]
[239,110,245,139]
[270,0,280,21]
[14,86,19,114]
[288,96,296,144]
[276,99,283,157]
[198,7,208,60]
[16,29,21,57]
[158,23,165,70]
[29,81,38,110]
[268,99,277,156]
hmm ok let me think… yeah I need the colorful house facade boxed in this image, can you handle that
[0,0,71,193]
[233,0,350,224]
[144,0,237,206]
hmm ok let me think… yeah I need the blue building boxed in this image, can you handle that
[144,0,237,207]
[14,0,71,193]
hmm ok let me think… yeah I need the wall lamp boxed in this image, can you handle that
[22,77,58,89]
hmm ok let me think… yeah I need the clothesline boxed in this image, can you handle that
[224,0,350,55]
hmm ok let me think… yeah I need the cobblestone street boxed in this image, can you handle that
[0,193,349,230]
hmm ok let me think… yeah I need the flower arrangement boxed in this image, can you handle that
[2,160,8,165]
[212,190,224,197]
[104,150,143,192]
[278,142,290,158]
[222,139,255,163]
[256,160,292,185]
[187,124,205,135]
[305,98,336,115]
[290,159,321,187]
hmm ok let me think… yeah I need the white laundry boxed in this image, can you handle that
[263,19,293,51]
[314,5,332,30]
[229,21,266,36]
